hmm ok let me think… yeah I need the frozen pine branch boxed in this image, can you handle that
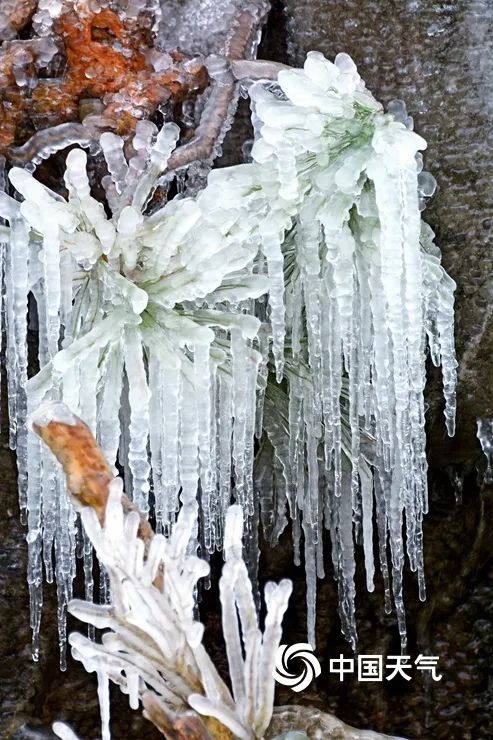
[2,50,457,661]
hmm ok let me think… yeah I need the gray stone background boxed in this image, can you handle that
[1,1,492,738]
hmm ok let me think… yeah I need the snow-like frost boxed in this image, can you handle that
[61,482,291,739]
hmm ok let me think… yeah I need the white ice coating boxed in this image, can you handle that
[244,51,457,648]
[2,51,456,657]
[3,121,265,660]
[27,400,79,430]
[65,487,291,739]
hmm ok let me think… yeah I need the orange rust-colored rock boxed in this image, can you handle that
[0,1,208,156]
[55,5,148,99]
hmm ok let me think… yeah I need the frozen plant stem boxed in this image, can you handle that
[29,401,155,551]
[33,401,292,740]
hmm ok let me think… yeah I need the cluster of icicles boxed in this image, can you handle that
[0,51,457,662]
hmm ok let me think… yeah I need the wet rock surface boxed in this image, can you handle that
[1,1,493,739]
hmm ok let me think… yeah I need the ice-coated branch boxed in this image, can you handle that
[33,405,292,740]
[7,122,101,166]
[29,400,156,558]
[231,59,291,81]
[165,55,288,175]
[167,4,270,174]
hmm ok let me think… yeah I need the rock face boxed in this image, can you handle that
[1,2,492,739]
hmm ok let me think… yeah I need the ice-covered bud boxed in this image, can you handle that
[371,117,427,165]
[65,149,91,200]
[278,67,348,117]
[27,401,79,432]
[333,52,363,94]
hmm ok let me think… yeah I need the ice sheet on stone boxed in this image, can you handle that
[157,0,269,57]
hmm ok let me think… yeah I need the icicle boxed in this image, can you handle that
[436,275,457,436]
[178,365,199,505]
[6,216,30,515]
[231,329,259,515]
[123,327,151,514]
[194,340,215,551]
[243,342,260,518]
[55,472,77,670]
[98,343,124,473]
[303,516,318,648]
[359,461,375,592]
[97,670,111,740]
[26,430,44,662]
[260,226,286,382]
[217,369,233,540]
[477,419,493,484]
[161,362,181,531]
[147,346,164,532]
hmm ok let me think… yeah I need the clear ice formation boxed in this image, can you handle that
[0,51,457,660]
[60,480,292,740]
[477,418,493,484]
[157,0,270,57]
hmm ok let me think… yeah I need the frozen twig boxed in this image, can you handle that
[166,5,270,173]
[8,123,94,166]
[29,400,155,548]
[231,59,290,81]
[55,487,291,738]
[142,693,219,740]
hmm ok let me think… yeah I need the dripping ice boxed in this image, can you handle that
[1,49,457,658]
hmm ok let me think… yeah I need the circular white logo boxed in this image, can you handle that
[273,643,321,692]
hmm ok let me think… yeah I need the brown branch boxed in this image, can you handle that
[29,401,154,547]
[142,693,214,740]
[142,692,233,740]
[166,4,270,174]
